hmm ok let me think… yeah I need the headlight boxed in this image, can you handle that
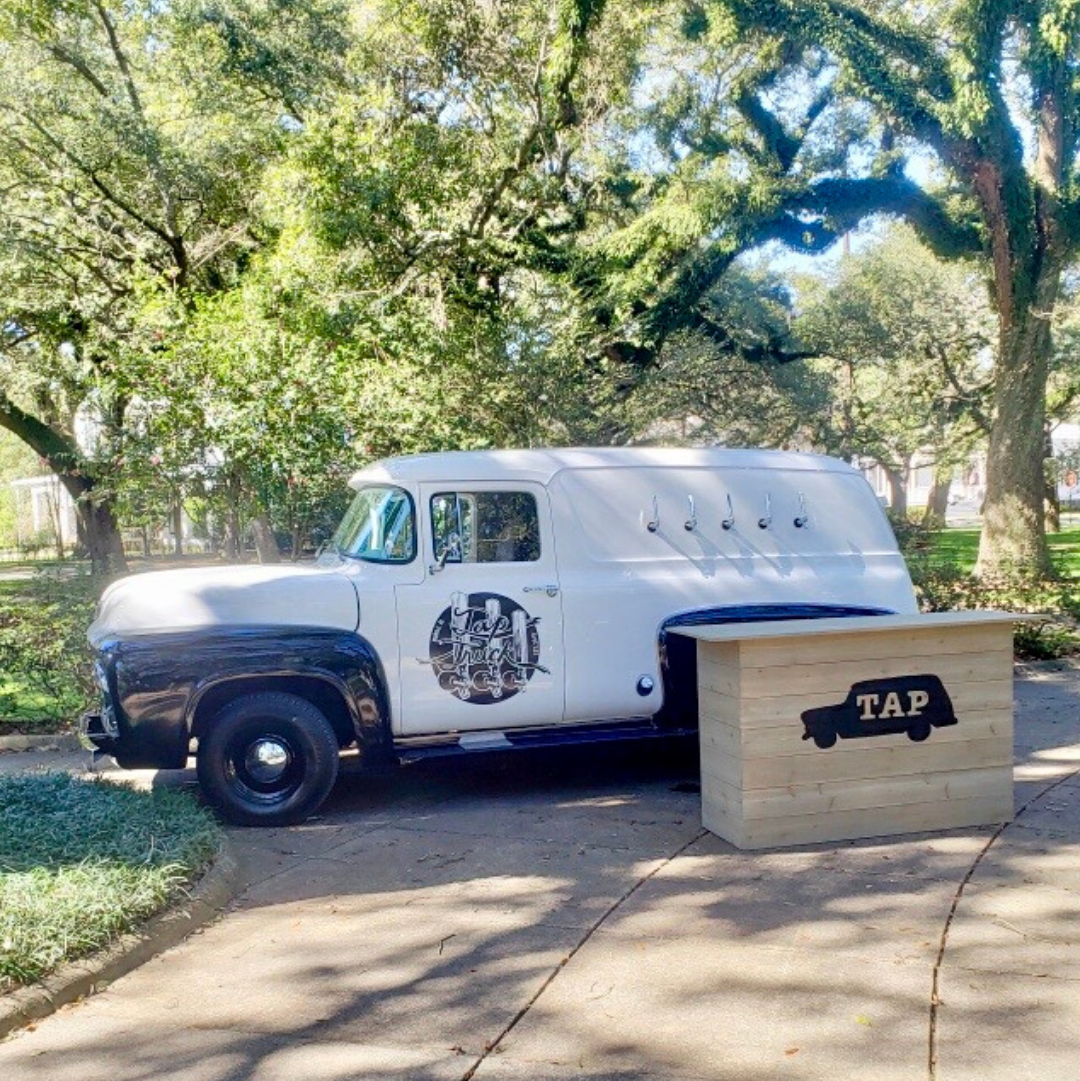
[93,661,120,738]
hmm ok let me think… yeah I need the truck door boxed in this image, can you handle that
[394,482,565,736]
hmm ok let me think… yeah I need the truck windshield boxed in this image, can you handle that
[332,486,415,563]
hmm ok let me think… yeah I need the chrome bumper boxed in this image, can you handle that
[79,710,119,758]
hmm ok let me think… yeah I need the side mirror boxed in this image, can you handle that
[430,531,461,574]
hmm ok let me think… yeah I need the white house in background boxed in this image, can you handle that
[5,402,201,554]
[1055,423,1080,503]
[861,455,986,509]
[7,470,199,554]
[8,474,79,548]
[861,421,1080,511]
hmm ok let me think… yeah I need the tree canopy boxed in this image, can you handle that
[2,0,1079,576]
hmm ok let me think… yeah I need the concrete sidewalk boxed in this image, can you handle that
[1,666,1078,1080]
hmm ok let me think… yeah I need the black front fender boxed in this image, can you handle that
[96,625,391,769]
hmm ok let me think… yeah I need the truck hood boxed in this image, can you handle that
[88,564,360,647]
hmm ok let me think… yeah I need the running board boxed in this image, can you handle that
[393,719,695,764]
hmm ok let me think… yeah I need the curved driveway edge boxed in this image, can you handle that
[0,837,241,1040]
[0,734,82,754]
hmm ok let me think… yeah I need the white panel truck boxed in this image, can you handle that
[83,448,916,825]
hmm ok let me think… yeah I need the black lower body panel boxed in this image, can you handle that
[394,718,696,764]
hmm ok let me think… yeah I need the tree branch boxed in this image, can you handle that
[821,0,951,97]
[0,394,84,479]
[466,0,606,239]
[93,0,143,115]
[937,346,991,434]
[795,175,984,258]
[4,103,178,254]
[46,43,110,98]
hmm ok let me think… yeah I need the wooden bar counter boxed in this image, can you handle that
[673,612,1016,850]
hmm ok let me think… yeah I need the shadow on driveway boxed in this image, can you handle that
[0,677,1077,1081]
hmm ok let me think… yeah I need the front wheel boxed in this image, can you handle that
[197,692,340,827]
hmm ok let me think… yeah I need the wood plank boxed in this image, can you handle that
[702,765,1013,820]
[696,687,742,727]
[737,795,1014,850]
[698,718,742,760]
[699,707,1012,762]
[695,647,740,698]
[695,640,739,668]
[733,651,1011,699]
[693,619,1016,849]
[697,681,1015,731]
[732,624,1011,669]
[675,610,1019,644]
[705,736,1015,791]
[700,804,746,848]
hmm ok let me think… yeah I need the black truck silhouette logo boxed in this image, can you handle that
[800,674,957,749]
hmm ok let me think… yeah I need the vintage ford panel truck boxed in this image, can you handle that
[82,448,917,825]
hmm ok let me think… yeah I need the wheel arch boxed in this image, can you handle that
[189,673,358,749]
[653,603,895,729]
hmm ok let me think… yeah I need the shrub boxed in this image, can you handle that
[910,563,1080,617]
[1012,619,1078,661]
[0,574,99,731]
[886,512,938,561]
[895,524,1080,659]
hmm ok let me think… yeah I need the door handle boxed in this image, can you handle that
[523,584,559,597]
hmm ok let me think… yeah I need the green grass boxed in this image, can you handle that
[0,773,220,992]
[1047,527,1080,578]
[925,524,1080,580]
[925,527,979,574]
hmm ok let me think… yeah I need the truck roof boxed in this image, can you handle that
[349,447,860,488]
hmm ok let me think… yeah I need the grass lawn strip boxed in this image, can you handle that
[0,772,220,992]
[925,524,1080,579]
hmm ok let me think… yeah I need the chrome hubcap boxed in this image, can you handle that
[244,738,291,784]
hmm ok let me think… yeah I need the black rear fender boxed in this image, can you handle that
[655,603,894,728]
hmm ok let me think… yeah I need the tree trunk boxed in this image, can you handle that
[922,468,952,528]
[172,503,183,557]
[291,520,303,562]
[976,306,1054,577]
[75,511,89,559]
[251,513,280,564]
[224,473,243,561]
[882,464,908,519]
[1045,474,1061,533]
[61,481,128,576]
[0,396,127,574]
[140,525,151,557]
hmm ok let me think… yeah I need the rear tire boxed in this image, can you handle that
[197,692,340,827]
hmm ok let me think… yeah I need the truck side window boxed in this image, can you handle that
[431,492,540,563]
[332,486,416,563]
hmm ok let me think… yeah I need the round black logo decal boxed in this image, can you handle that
[429,591,548,704]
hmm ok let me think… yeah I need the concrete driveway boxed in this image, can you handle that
[1,666,1079,1081]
